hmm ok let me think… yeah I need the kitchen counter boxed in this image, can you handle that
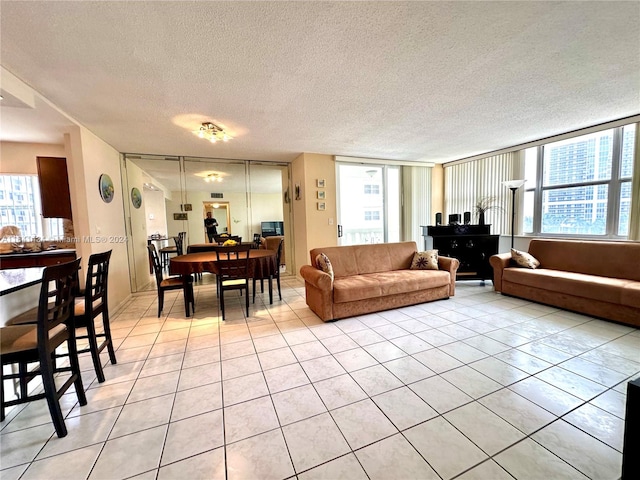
[0,267,45,296]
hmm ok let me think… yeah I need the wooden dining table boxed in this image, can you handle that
[169,249,278,317]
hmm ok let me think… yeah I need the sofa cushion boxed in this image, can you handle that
[310,242,418,278]
[621,282,640,309]
[333,270,450,303]
[315,253,334,281]
[503,268,633,304]
[511,248,540,269]
[410,250,439,270]
[527,239,640,281]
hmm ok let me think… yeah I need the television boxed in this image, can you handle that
[261,221,284,237]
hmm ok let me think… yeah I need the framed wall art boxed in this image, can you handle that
[316,179,325,188]
[99,174,115,203]
[317,190,325,199]
[317,202,326,211]
[131,187,142,209]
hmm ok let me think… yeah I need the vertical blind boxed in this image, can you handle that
[444,153,518,235]
[402,166,432,246]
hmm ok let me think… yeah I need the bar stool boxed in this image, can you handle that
[74,250,116,383]
[0,259,87,437]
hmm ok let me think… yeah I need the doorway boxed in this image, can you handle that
[203,201,230,241]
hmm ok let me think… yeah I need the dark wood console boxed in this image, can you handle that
[422,225,498,281]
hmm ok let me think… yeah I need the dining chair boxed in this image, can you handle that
[274,238,284,300]
[215,244,251,320]
[73,250,116,383]
[159,231,185,267]
[252,238,283,303]
[0,258,87,437]
[148,244,194,317]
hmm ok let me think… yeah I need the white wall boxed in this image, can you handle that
[144,189,168,236]
[67,126,131,310]
[0,142,66,173]
[122,161,150,291]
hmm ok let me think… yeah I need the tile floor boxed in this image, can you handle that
[1,275,638,480]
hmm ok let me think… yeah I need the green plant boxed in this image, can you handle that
[474,196,503,215]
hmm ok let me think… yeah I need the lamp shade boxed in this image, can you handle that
[503,179,527,189]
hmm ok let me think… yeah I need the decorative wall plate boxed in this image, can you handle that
[131,187,142,208]
[99,174,114,203]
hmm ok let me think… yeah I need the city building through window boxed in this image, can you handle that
[523,124,635,237]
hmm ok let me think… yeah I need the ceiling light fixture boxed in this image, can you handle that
[193,122,232,143]
[204,173,223,183]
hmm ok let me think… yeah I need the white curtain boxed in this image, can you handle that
[444,152,520,235]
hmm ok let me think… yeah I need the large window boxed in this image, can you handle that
[0,175,64,239]
[523,124,635,237]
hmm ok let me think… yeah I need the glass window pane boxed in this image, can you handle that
[618,181,631,236]
[541,185,608,235]
[337,165,384,245]
[543,130,613,186]
[621,124,636,178]
[523,190,534,234]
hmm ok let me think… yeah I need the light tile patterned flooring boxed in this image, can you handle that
[1,275,638,480]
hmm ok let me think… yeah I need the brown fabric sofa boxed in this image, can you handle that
[490,238,640,327]
[300,241,459,322]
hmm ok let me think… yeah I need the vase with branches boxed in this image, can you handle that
[474,196,503,225]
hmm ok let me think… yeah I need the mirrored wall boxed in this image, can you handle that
[121,154,292,292]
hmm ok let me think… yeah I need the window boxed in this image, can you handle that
[523,124,635,237]
[364,184,380,195]
[0,174,65,239]
[364,210,380,221]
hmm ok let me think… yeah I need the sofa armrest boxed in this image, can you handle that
[489,253,512,292]
[300,265,334,321]
[300,265,332,290]
[438,255,460,296]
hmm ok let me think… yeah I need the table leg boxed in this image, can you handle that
[182,275,191,317]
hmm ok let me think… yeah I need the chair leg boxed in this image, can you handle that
[268,275,273,305]
[276,274,282,301]
[67,333,87,408]
[245,283,249,317]
[219,286,226,321]
[158,289,164,317]
[252,278,257,303]
[102,310,117,365]
[39,351,67,437]
[86,318,106,383]
[0,365,5,422]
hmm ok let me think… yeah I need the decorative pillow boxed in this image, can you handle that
[511,248,540,269]
[315,253,334,281]
[410,250,439,270]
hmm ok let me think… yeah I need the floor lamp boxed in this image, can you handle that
[503,180,526,249]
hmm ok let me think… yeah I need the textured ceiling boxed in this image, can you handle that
[1,1,639,164]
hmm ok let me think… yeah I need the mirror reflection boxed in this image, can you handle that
[123,155,291,292]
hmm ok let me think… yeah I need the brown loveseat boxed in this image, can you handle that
[490,238,640,327]
[300,241,459,322]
